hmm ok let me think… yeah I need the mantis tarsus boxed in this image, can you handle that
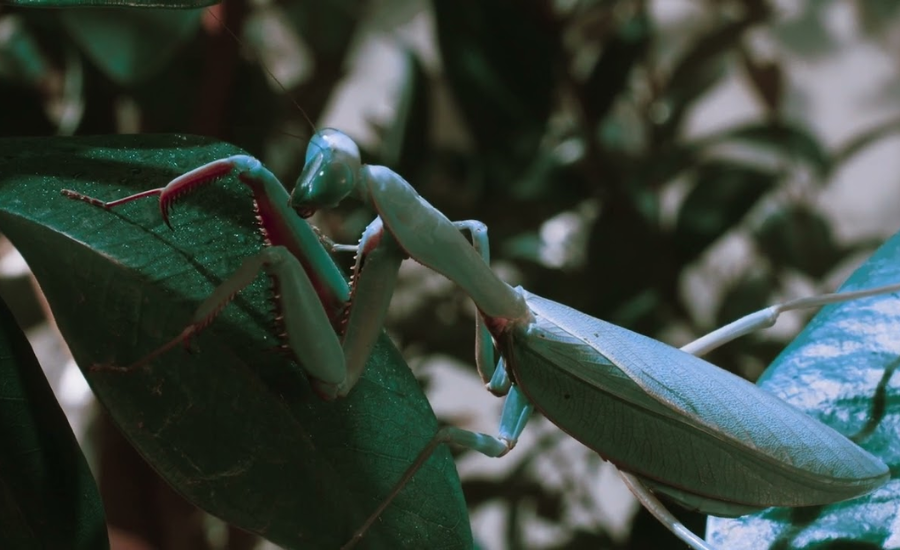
[62,128,895,550]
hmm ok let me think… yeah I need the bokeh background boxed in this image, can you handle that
[3,0,900,548]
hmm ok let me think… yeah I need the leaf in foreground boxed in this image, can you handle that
[0,296,109,549]
[0,134,471,549]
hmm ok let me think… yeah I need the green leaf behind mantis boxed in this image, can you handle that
[60,8,204,85]
[433,0,559,188]
[707,231,900,548]
[0,134,472,549]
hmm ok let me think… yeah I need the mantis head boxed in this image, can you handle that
[290,128,362,218]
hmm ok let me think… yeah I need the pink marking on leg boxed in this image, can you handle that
[159,159,237,229]
[483,313,515,339]
[248,179,344,320]
[88,325,198,374]
[61,188,163,209]
[103,188,164,207]
[359,231,382,255]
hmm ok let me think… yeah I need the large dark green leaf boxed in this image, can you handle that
[60,8,204,85]
[674,161,776,263]
[698,123,831,177]
[0,135,471,549]
[379,49,431,183]
[0,297,108,549]
[654,6,769,142]
[707,231,900,548]
[433,0,559,186]
[582,7,649,128]
[753,204,841,278]
[834,116,900,167]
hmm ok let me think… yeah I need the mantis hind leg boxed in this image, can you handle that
[90,246,348,398]
[619,473,714,550]
[62,155,351,315]
[342,384,533,550]
[617,282,900,550]
[683,282,900,356]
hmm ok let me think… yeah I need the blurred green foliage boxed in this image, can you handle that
[3,0,900,548]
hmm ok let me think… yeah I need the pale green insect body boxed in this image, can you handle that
[511,290,888,515]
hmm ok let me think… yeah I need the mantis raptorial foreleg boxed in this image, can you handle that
[61,152,499,400]
[64,155,350,317]
[93,246,345,385]
[682,285,900,356]
[62,154,380,398]
[338,216,497,394]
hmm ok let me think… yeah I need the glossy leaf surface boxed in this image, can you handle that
[707,231,900,548]
[0,134,471,549]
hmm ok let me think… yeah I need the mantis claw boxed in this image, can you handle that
[160,201,174,230]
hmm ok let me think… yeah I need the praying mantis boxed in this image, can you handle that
[60,128,897,550]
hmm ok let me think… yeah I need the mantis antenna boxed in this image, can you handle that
[204,4,318,136]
